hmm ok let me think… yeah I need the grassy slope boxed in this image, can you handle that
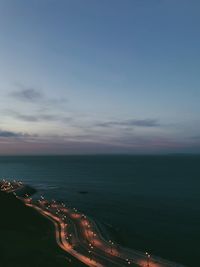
[0,191,86,267]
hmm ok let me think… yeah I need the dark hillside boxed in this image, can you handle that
[0,191,86,267]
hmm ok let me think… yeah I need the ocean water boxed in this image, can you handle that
[0,155,199,267]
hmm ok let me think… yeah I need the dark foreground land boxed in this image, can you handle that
[0,191,86,267]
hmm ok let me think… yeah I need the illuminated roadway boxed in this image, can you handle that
[25,199,186,267]
[1,180,187,267]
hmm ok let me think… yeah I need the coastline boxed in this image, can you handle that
[1,180,188,267]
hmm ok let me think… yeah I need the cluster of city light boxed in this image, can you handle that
[0,179,23,193]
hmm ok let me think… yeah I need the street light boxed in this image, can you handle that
[88,243,94,261]
[109,240,114,254]
[91,231,96,245]
[145,252,151,267]
[126,258,131,265]
[88,250,92,261]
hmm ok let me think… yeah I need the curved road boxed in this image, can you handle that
[1,180,187,267]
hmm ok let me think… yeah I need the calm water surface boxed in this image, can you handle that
[0,155,199,267]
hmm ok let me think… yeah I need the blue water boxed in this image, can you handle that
[0,155,199,266]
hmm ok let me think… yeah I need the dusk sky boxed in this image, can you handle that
[0,0,200,154]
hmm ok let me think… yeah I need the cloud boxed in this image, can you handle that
[12,114,39,122]
[12,113,59,122]
[0,129,30,138]
[190,135,200,140]
[4,110,72,123]
[10,84,68,106]
[95,119,160,128]
[1,126,200,154]
[0,130,198,155]
[11,88,42,102]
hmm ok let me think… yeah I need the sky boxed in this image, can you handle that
[0,0,200,154]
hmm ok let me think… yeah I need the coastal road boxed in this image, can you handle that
[1,181,187,267]
[26,199,186,267]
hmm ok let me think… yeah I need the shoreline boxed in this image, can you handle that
[1,180,187,267]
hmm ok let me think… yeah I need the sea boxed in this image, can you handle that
[0,155,199,267]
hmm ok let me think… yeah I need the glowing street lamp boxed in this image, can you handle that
[88,243,94,261]
[88,250,92,261]
[109,240,114,254]
[145,252,151,267]
[126,258,131,265]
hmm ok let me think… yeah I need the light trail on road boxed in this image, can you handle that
[1,180,187,267]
